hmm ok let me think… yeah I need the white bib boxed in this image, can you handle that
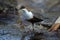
[21,9,34,20]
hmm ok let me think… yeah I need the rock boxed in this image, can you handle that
[0,24,59,40]
[0,0,60,40]
[0,24,22,40]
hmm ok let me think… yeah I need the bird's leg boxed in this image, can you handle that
[32,23,34,31]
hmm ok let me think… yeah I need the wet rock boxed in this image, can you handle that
[0,24,60,40]
[0,0,60,40]
[0,24,22,40]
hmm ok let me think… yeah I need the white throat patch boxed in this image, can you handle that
[21,9,34,20]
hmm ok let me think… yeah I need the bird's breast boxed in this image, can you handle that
[22,12,34,20]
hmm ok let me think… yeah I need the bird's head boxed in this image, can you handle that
[20,6,26,10]
[19,6,29,13]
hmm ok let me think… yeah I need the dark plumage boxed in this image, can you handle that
[20,6,25,9]
[27,16,43,25]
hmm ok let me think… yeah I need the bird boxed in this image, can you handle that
[19,6,43,30]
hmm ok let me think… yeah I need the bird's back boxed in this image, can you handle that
[27,16,43,24]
